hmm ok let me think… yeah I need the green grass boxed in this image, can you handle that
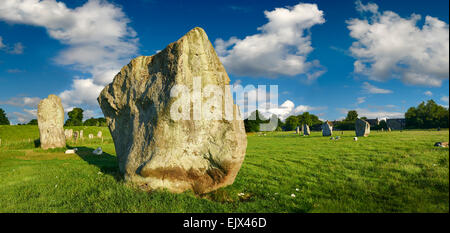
[0,125,448,213]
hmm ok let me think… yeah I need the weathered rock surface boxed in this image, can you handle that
[355,118,370,137]
[98,27,247,194]
[64,129,73,140]
[303,124,310,136]
[37,95,66,149]
[322,121,332,136]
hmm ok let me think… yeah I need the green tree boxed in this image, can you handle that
[65,108,84,126]
[27,119,38,125]
[0,108,10,125]
[83,117,98,126]
[244,110,263,132]
[284,115,299,131]
[345,110,358,121]
[405,100,449,129]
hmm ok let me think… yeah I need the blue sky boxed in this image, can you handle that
[0,0,448,124]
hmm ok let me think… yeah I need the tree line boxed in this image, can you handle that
[0,107,107,126]
[1,99,448,129]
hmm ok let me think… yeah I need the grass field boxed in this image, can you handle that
[0,125,448,213]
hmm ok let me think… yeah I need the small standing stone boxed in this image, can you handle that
[355,118,370,137]
[303,124,310,136]
[88,134,94,139]
[296,126,300,135]
[97,131,102,138]
[64,129,73,140]
[79,130,84,139]
[37,94,66,149]
[322,121,333,136]
[73,131,79,141]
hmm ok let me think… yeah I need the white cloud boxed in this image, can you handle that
[0,36,5,48]
[215,3,326,80]
[424,90,433,96]
[339,107,404,119]
[0,96,41,107]
[362,82,392,94]
[355,0,378,14]
[357,96,366,104]
[9,42,24,54]
[6,69,24,73]
[235,88,326,121]
[348,1,449,87]
[441,96,449,104]
[0,35,24,54]
[23,108,37,117]
[12,109,36,124]
[0,0,139,107]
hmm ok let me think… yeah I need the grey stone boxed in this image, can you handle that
[355,118,370,137]
[97,27,247,194]
[322,121,333,136]
[37,95,66,150]
[303,124,310,136]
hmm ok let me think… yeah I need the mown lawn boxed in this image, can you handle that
[0,125,448,213]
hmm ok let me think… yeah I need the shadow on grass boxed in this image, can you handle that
[68,145,123,181]
[34,139,40,148]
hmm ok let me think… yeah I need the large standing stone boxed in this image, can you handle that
[98,27,247,194]
[322,121,333,136]
[355,118,370,137]
[37,95,66,149]
[303,124,310,136]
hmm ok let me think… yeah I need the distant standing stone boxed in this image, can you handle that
[79,130,84,139]
[37,94,66,149]
[64,129,73,140]
[355,118,370,137]
[303,124,310,136]
[322,121,333,136]
[88,134,94,139]
[97,131,102,138]
[74,131,79,141]
[296,126,300,135]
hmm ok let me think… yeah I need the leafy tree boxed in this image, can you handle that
[83,117,107,126]
[345,110,358,121]
[0,108,10,125]
[65,108,84,126]
[284,115,299,131]
[27,119,38,125]
[405,100,449,129]
[244,110,264,132]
